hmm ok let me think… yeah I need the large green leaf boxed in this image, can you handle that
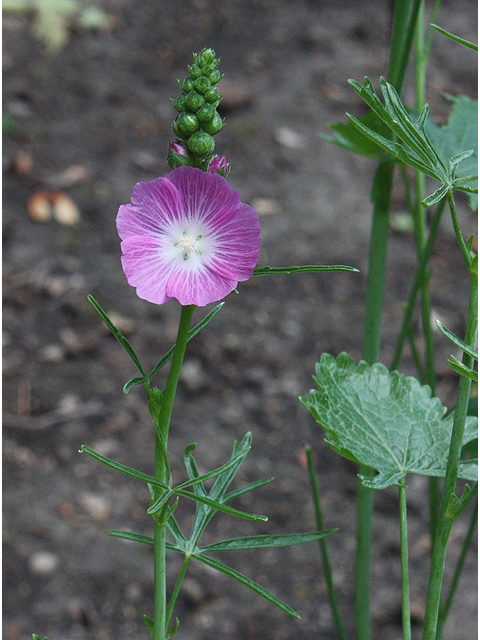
[301,353,478,489]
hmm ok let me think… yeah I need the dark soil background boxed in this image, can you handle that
[3,1,478,639]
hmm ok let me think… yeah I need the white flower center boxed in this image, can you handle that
[174,229,207,262]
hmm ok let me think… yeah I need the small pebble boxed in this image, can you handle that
[28,551,60,575]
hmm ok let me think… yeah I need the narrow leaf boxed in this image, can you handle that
[253,264,358,276]
[177,450,250,491]
[108,530,154,546]
[144,615,154,639]
[174,488,268,522]
[431,24,478,51]
[147,489,174,515]
[81,445,168,489]
[87,295,146,376]
[224,477,275,503]
[199,530,337,553]
[123,376,148,394]
[192,553,301,619]
[436,320,479,360]
[166,618,180,640]
[447,356,478,382]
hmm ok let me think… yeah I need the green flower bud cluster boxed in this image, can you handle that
[170,48,225,169]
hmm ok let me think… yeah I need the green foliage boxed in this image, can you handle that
[436,319,478,382]
[323,78,478,210]
[431,24,478,51]
[106,434,335,620]
[346,77,477,207]
[87,295,224,393]
[301,353,478,489]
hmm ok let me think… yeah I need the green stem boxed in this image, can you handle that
[414,1,440,552]
[436,499,478,640]
[390,197,445,371]
[422,267,477,640]
[153,304,196,640]
[306,447,347,640]
[447,190,472,270]
[399,479,412,640]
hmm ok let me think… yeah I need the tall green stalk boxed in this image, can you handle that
[153,305,196,640]
[399,479,412,640]
[422,214,477,639]
[355,3,422,637]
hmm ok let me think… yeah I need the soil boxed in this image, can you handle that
[3,1,478,639]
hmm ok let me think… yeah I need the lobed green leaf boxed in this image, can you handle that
[301,352,478,489]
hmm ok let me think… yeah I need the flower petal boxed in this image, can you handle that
[117,177,186,240]
[120,235,177,305]
[166,166,240,228]
[206,203,261,280]
[166,265,237,307]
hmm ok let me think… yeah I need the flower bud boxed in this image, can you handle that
[198,48,215,67]
[201,111,225,135]
[187,131,215,157]
[204,86,220,103]
[209,70,222,84]
[181,77,195,93]
[185,91,205,113]
[208,155,230,176]
[176,113,199,136]
[201,63,216,77]
[194,76,212,94]
[167,141,191,168]
[171,94,186,112]
[188,64,202,80]
[196,103,216,123]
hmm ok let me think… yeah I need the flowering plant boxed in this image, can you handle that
[30,6,477,639]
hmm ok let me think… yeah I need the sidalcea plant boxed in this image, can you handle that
[33,48,356,640]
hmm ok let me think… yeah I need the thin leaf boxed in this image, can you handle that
[147,489,174,515]
[224,477,275,503]
[253,264,358,276]
[166,618,180,640]
[199,530,337,553]
[301,353,478,489]
[192,553,301,619]
[81,445,167,489]
[88,295,146,377]
[321,110,392,159]
[436,320,479,360]
[144,615,154,639]
[108,530,154,546]
[431,24,478,51]
[177,449,250,491]
[174,487,268,522]
[447,356,478,382]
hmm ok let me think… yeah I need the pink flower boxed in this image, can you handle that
[117,166,261,307]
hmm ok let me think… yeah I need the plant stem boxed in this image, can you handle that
[422,266,477,640]
[436,499,478,640]
[447,190,472,270]
[153,304,196,640]
[306,447,347,640]
[399,479,412,640]
[390,197,446,371]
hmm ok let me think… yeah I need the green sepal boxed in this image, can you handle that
[198,530,337,553]
[32,636,49,640]
[192,553,301,619]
